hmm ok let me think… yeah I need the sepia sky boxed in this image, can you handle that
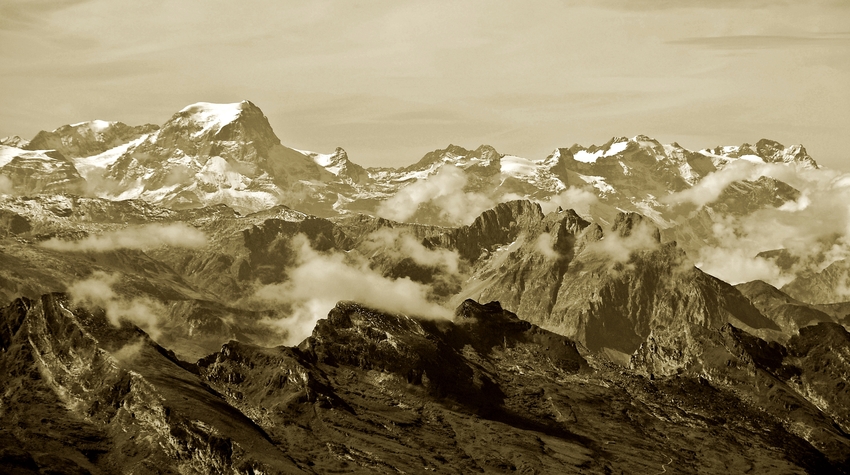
[1,0,848,168]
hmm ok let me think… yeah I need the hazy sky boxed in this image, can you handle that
[1,0,848,168]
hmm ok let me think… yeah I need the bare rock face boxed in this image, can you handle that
[0,150,87,195]
[0,294,303,474]
[426,199,546,261]
[782,259,850,305]
[786,323,850,434]
[464,207,778,355]
[736,279,835,333]
[630,320,850,467]
[2,290,849,474]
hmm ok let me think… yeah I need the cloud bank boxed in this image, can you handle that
[361,227,460,274]
[41,222,207,252]
[539,186,599,217]
[376,165,497,225]
[534,232,560,260]
[68,271,164,339]
[0,175,14,195]
[666,161,850,286]
[587,220,661,264]
[254,234,453,345]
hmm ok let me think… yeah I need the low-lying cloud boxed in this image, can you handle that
[586,220,661,264]
[0,175,14,195]
[254,234,453,345]
[539,186,599,217]
[666,161,850,287]
[361,227,460,274]
[41,223,207,252]
[68,271,164,340]
[377,165,497,225]
[534,232,560,260]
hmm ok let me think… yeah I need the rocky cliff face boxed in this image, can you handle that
[782,259,850,305]
[4,293,843,474]
[736,280,836,334]
[0,293,302,474]
[0,150,87,196]
[630,319,850,466]
[454,208,779,356]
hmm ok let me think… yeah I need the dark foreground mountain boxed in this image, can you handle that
[2,294,848,474]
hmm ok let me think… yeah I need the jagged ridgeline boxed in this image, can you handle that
[1,102,849,473]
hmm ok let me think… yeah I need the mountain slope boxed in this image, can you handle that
[3,294,846,473]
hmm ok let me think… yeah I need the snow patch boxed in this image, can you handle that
[69,120,113,134]
[573,150,602,163]
[0,145,25,168]
[578,175,615,195]
[678,162,697,185]
[500,155,538,178]
[179,102,243,137]
[739,154,766,164]
[604,140,629,157]
[73,135,148,179]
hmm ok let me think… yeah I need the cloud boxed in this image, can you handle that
[671,163,850,287]
[376,165,497,225]
[40,222,207,252]
[586,219,661,264]
[594,0,843,10]
[253,234,453,345]
[111,339,146,362]
[668,33,850,50]
[0,175,13,195]
[534,232,560,260]
[834,274,850,302]
[662,160,770,208]
[68,271,164,339]
[361,227,460,274]
[0,0,91,31]
[695,246,787,286]
[539,186,599,216]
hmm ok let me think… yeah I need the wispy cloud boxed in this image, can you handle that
[595,0,844,10]
[68,271,164,339]
[253,234,452,345]
[669,33,850,50]
[0,0,91,30]
[376,164,498,225]
[40,223,207,252]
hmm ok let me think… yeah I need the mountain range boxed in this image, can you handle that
[1,101,849,473]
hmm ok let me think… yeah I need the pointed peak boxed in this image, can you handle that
[63,120,116,133]
[473,144,498,152]
[442,144,473,156]
[632,134,661,144]
[0,136,28,148]
[178,101,245,121]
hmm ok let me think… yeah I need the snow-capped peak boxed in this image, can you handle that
[699,139,818,169]
[297,147,348,174]
[67,119,114,134]
[571,136,633,163]
[177,101,247,137]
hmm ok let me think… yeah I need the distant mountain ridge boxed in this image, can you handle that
[0,100,816,225]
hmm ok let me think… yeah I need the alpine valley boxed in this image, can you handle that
[1,101,849,474]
